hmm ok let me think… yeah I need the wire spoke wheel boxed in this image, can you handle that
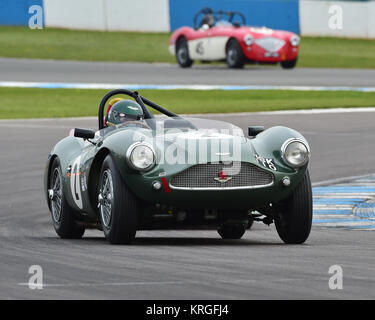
[227,48,237,65]
[176,37,193,68]
[50,168,63,223]
[177,47,187,64]
[226,39,244,68]
[99,155,138,244]
[99,169,114,228]
[48,157,85,239]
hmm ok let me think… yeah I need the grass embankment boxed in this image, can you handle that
[0,27,374,68]
[0,87,374,119]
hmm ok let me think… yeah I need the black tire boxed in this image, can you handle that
[48,157,85,239]
[247,219,254,230]
[218,223,246,240]
[176,37,193,68]
[281,58,297,69]
[275,170,312,244]
[226,39,245,69]
[98,155,138,244]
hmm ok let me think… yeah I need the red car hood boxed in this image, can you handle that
[223,25,296,40]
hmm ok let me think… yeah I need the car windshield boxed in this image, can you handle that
[146,116,244,136]
[100,116,244,138]
[215,20,233,27]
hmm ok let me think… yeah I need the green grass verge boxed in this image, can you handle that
[299,36,375,69]
[0,87,374,119]
[0,27,171,63]
[0,27,375,68]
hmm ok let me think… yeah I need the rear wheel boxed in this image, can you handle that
[98,155,138,244]
[218,223,247,239]
[176,37,193,68]
[48,157,85,239]
[275,170,312,244]
[281,58,297,69]
[226,39,245,69]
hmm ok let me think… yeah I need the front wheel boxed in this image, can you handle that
[98,155,138,244]
[226,39,245,69]
[281,59,297,69]
[176,37,193,68]
[275,170,312,244]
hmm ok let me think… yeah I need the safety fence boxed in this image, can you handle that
[0,0,374,38]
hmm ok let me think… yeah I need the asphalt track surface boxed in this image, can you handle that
[1,57,375,87]
[1,111,375,299]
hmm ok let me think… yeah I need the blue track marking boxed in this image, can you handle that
[346,225,375,230]
[313,210,352,215]
[312,175,375,230]
[313,198,363,204]
[314,187,375,193]
[313,219,370,224]
[1,81,375,92]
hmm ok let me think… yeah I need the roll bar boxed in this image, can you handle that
[193,7,246,30]
[98,89,179,130]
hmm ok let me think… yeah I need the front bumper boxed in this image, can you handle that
[168,44,175,56]
[124,165,305,210]
[243,43,299,63]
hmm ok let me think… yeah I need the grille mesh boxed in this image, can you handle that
[255,37,285,52]
[170,162,274,190]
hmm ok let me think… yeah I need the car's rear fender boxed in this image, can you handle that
[169,27,195,55]
[44,136,90,213]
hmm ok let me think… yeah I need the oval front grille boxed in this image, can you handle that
[169,162,274,190]
[255,37,285,52]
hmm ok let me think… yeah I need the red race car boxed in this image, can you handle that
[169,7,300,69]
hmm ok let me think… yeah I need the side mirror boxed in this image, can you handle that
[74,128,95,140]
[248,126,264,138]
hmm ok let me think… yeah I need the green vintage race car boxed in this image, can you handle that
[44,89,312,244]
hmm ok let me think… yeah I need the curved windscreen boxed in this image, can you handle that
[98,116,247,166]
[99,116,245,141]
[143,117,243,136]
[215,20,233,27]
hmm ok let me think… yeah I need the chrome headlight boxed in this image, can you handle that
[281,139,310,168]
[290,35,300,47]
[126,142,155,171]
[244,34,253,46]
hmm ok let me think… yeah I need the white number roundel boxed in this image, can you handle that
[70,156,83,209]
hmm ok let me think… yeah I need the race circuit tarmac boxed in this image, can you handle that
[1,57,375,87]
[0,110,375,299]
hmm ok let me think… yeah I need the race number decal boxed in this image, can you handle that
[255,154,277,171]
[70,156,83,209]
[196,41,204,55]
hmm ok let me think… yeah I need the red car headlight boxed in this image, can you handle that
[290,35,300,47]
[243,34,253,46]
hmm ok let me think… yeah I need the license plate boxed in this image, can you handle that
[264,52,279,58]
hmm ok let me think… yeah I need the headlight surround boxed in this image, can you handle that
[281,139,310,168]
[244,34,253,46]
[290,35,300,47]
[126,142,156,171]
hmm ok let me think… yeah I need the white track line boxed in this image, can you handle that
[312,174,375,187]
[2,107,375,127]
[1,81,375,92]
